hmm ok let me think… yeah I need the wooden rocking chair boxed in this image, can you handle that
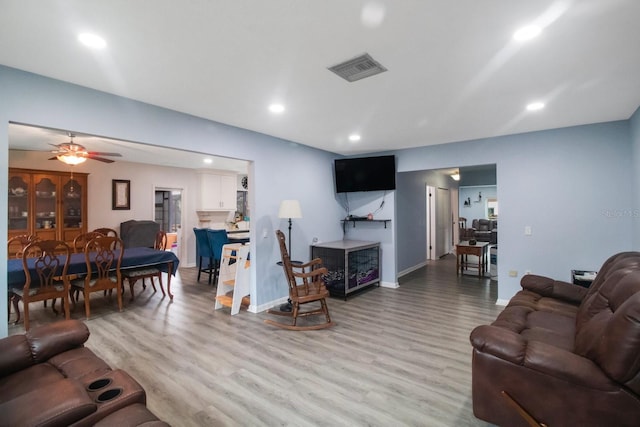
[264,230,334,331]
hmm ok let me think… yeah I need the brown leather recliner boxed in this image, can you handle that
[470,252,640,427]
[471,219,496,242]
[0,319,169,426]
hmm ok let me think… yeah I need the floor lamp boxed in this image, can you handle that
[278,199,302,312]
[278,199,303,261]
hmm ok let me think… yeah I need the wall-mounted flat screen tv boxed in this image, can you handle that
[334,155,396,193]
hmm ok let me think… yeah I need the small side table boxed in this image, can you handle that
[456,241,490,277]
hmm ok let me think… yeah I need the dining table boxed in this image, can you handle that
[8,247,180,299]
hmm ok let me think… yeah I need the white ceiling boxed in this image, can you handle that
[2,0,640,157]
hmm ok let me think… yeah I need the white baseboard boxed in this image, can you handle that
[380,280,399,289]
[398,261,427,278]
[253,296,289,313]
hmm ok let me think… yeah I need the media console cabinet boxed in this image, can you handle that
[311,240,380,299]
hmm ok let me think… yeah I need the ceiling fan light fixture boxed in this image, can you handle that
[57,153,88,165]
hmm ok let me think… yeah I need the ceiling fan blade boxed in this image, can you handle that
[87,151,122,157]
[87,155,116,163]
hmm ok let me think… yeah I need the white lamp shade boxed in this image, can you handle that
[278,200,302,219]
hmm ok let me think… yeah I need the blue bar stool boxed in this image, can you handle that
[193,228,215,284]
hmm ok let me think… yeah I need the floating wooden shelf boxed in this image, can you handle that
[341,219,390,232]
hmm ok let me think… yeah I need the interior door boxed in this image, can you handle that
[426,185,436,260]
[451,188,459,244]
[435,187,451,258]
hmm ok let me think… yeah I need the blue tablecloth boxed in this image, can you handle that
[8,247,179,287]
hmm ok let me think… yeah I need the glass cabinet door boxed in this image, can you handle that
[34,175,58,236]
[62,177,83,230]
[8,173,30,232]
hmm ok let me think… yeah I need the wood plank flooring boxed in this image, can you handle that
[8,255,502,426]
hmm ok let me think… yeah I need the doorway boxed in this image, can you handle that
[155,187,183,257]
[435,187,451,257]
[426,185,453,260]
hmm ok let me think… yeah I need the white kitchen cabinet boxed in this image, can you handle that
[197,170,237,210]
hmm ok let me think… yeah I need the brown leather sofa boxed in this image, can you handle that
[470,251,640,427]
[0,319,168,427]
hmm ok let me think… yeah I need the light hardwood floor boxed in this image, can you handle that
[8,254,502,426]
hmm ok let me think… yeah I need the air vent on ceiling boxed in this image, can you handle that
[328,53,388,82]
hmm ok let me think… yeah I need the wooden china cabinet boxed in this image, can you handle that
[8,168,88,250]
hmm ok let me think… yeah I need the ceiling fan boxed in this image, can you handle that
[49,134,122,165]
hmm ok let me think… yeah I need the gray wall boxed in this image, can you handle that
[395,169,454,274]
[459,166,496,186]
[392,120,636,303]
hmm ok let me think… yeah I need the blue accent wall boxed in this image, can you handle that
[459,186,497,221]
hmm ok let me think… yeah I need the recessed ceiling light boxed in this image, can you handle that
[203,158,213,164]
[269,104,285,113]
[348,134,361,142]
[78,33,107,49]
[513,25,542,41]
[526,102,545,111]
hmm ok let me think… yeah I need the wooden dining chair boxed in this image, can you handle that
[70,235,124,319]
[7,234,41,322]
[92,227,118,238]
[122,230,168,301]
[72,231,107,253]
[11,239,72,331]
[264,230,334,331]
[67,231,109,303]
[7,234,40,258]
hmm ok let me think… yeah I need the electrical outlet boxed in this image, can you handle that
[525,226,532,236]
[262,230,268,239]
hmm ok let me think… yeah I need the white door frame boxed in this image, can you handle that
[154,186,185,261]
[426,185,437,260]
[451,188,459,247]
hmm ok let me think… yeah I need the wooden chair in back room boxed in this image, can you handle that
[92,227,118,238]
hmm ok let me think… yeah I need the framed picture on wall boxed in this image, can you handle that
[112,179,130,210]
